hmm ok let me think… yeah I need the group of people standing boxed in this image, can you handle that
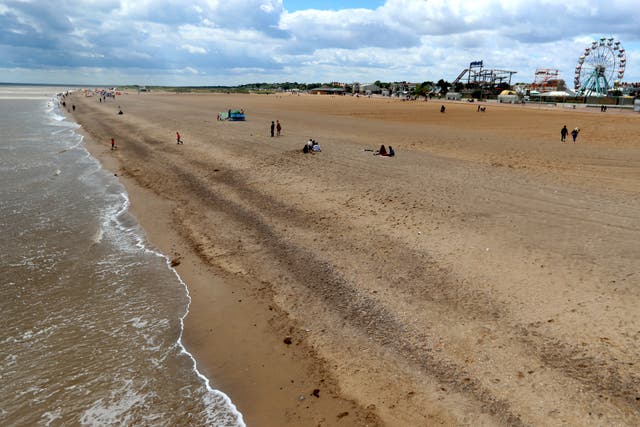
[560,125,580,143]
[270,120,282,137]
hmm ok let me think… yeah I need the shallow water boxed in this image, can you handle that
[0,86,244,426]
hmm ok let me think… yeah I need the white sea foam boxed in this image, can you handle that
[41,409,62,426]
[128,316,147,329]
[4,354,17,367]
[20,330,34,341]
[91,226,104,244]
[167,254,246,426]
[80,380,148,426]
[55,97,246,426]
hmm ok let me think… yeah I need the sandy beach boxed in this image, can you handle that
[69,92,640,426]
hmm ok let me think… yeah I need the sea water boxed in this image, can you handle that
[0,86,244,426]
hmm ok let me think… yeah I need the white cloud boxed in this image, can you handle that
[182,44,207,54]
[0,0,638,85]
[182,66,200,74]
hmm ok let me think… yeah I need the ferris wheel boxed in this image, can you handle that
[574,37,626,96]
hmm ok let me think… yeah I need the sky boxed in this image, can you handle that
[0,0,638,86]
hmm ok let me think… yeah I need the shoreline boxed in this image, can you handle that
[67,91,640,426]
[68,96,380,426]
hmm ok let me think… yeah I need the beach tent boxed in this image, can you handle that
[229,110,245,121]
[219,110,246,121]
[498,90,520,103]
[541,90,574,97]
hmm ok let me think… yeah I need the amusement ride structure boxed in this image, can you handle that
[574,37,626,96]
[452,60,517,88]
[530,68,562,92]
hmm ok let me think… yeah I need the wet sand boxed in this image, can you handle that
[70,92,640,426]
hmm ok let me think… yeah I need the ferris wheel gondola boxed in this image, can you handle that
[574,37,626,97]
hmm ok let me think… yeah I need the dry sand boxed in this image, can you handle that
[70,92,640,426]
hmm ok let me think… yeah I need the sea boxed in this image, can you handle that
[0,85,245,426]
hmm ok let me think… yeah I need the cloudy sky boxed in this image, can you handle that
[0,0,638,86]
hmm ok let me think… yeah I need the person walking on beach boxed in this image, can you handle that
[276,120,282,136]
[560,125,568,142]
[571,127,580,143]
[176,131,183,144]
[111,138,116,150]
[270,121,275,137]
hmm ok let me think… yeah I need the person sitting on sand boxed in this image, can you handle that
[306,138,314,150]
[118,108,123,115]
[374,144,388,156]
[388,146,395,157]
[440,105,446,113]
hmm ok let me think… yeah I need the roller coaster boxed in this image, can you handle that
[453,60,517,88]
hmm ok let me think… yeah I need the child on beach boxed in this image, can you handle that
[571,128,580,143]
[176,132,183,144]
[111,138,116,150]
[276,120,282,136]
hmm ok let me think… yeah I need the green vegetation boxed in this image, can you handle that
[118,82,327,93]
[114,79,524,97]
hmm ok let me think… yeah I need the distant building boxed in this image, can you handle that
[360,83,381,95]
[309,86,346,95]
[390,81,417,96]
